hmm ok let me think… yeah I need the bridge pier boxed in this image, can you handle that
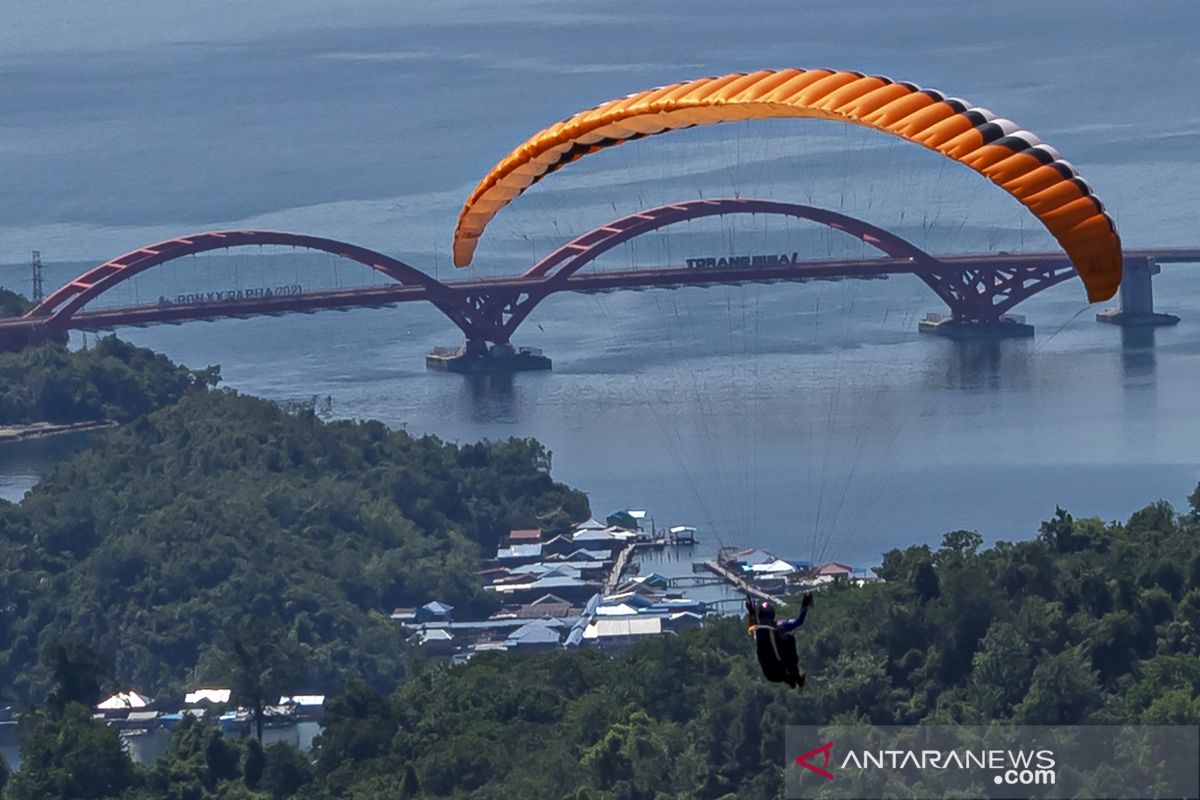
[918,313,1034,340]
[1096,258,1180,327]
[425,339,552,374]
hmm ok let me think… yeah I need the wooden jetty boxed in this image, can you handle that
[700,559,786,605]
[604,544,637,593]
[666,575,726,589]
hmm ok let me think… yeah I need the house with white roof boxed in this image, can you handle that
[96,690,151,711]
[184,688,231,706]
[417,628,456,655]
[582,617,665,648]
[572,527,637,550]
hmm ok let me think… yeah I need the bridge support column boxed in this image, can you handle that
[425,338,552,374]
[918,313,1034,340]
[1096,258,1180,327]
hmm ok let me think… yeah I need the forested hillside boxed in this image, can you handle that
[6,498,1200,799]
[0,387,589,702]
[0,289,32,319]
[3,337,1198,798]
[0,337,218,425]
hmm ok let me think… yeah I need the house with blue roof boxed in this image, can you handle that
[505,620,562,652]
[540,534,578,557]
[416,601,454,624]
[496,543,544,566]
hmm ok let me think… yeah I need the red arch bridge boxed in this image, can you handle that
[1,199,1195,371]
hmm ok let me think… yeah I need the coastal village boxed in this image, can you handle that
[396,511,875,663]
[2,511,876,750]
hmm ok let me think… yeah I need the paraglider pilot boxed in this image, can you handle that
[746,593,813,689]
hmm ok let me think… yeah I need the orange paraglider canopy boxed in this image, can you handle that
[453,68,1121,302]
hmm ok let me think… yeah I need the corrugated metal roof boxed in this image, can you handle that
[531,576,590,589]
[96,691,151,710]
[497,544,543,559]
[508,528,542,541]
[507,622,562,644]
[583,617,663,638]
[530,593,571,605]
[596,603,640,616]
[571,530,618,541]
[184,688,231,705]
[416,618,574,631]
[515,602,573,619]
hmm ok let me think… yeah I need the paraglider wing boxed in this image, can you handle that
[453,68,1121,302]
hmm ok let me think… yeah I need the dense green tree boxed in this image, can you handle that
[42,637,112,712]
[0,288,32,318]
[258,743,313,799]
[4,340,1200,797]
[1013,647,1100,723]
[312,679,395,775]
[135,713,262,799]
[0,336,219,426]
[0,386,589,702]
[6,704,135,800]
[223,615,308,743]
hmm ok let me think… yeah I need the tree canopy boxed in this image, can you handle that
[0,289,33,319]
[0,386,588,704]
[2,337,1198,798]
[0,337,218,426]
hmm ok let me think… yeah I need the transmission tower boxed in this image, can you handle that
[31,250,43,302]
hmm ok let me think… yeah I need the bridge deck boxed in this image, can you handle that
[2,248,1197,341]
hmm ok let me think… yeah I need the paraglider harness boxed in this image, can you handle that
[746,594,813,689]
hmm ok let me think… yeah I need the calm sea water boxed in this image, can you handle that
[1,0,1199,569]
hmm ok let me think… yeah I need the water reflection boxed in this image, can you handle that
[0,432,94,503]
[0,721,320,773]
[1120,326,1158,382]
[927,338,1033,392]
[459,373,520,425]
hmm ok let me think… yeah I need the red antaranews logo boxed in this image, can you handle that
[796,741,835,780]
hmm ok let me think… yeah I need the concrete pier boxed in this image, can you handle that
[1096,257,1180,327]
[426,340,552,373]
[918,313,1034,340]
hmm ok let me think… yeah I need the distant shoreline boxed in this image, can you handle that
[0,419,116,443]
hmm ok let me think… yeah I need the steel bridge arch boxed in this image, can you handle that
[524,198,939,280]
[476,198,947,342]
[25,231,445,327]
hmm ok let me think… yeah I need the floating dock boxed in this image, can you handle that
[1095,309,1180,327]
